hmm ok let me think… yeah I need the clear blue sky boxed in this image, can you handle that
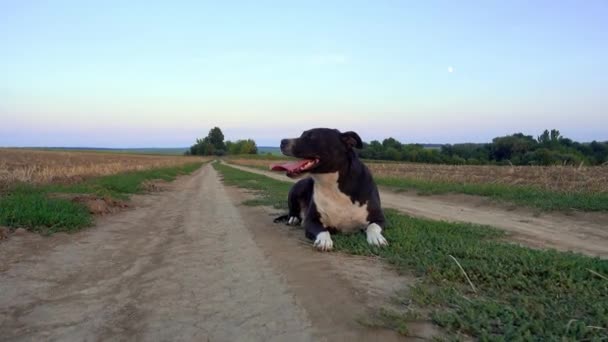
[1,0,606,147]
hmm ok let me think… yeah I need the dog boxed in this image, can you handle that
[272,128,388,251]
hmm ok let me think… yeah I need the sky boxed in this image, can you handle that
[1,0,607,147]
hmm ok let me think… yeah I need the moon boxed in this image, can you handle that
[447,66,454,73]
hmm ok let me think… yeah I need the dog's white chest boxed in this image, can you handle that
[312,173,369,232]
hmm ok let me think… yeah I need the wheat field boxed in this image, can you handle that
[0,149,208,189]
[228,157,608,193]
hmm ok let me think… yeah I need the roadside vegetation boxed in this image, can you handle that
[214,162,608,341]
[225,157,608,212]
[0,152,205,233]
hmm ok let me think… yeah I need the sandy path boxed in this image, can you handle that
[1,166,314,341]
[1,164,411,341]
[223,162,608,259]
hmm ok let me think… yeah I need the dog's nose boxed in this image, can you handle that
[280,139,289,149]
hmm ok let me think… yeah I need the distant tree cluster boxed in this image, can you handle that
[359,129,608,166]
[186,127,257,156]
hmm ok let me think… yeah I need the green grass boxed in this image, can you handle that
[0,162,204,233]
[0,185,93,233]
[214,162,290,209]
[377,177,608,212]
[214,162,608,341]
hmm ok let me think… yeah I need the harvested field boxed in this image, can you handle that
[227,157,608,193]
[0,149,209,189]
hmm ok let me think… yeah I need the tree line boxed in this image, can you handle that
[358,129,608,166]
[186,127,257,156]
[187,127,607,166]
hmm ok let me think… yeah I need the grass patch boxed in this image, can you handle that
[45,161,204,199]
[0,162,204,233]
[214,162,290,209]
[214,162,608,340]
[0,185,92,233]
[378,177,608,212]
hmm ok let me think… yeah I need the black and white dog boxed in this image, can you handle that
[272,128,388,251]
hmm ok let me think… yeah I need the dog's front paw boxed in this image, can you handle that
[366,223,388,247]
[313,231,333,251]
[287,216,301,225]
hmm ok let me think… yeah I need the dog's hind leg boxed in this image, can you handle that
[273,214,290,223]
[286,191,302,225]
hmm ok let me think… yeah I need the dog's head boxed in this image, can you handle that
[277,128,362,177]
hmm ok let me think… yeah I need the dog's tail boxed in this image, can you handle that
[273,214,290,224]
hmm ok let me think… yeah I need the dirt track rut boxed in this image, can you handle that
[224,162,608,259]
[1,164,410,341]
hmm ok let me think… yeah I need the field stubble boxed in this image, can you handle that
[0,149,208,190]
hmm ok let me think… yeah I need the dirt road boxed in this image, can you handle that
[0,164,410,341]
[224,162,608,259]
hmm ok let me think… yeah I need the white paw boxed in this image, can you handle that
[313,231,333,251]
[366,223,388,247]
[287,216,301,225]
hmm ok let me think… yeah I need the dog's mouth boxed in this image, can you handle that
[270,158,320,178]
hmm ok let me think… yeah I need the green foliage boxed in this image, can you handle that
[213,164,608,340]
[359,129,608,166]
[208,126,226,151]
[188,126,257,156]
[0,162,204,232]
[188,126,226,156]
[227,139,258,155]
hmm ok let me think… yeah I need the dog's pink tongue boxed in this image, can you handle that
[270,160,309,172]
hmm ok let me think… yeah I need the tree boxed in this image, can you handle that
[240,139,258,154]
[382,137,402,150]
[225,140,234,154]
[491,133,537,161]
[188,126,259,157]
[359,140,383,159]
[383,147,401,161]
[207,127,226,152]
[188,127,228,156]
[538,129,562,146]
[226,139,258,155]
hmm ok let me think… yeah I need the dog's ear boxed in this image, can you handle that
[340,131,363,149]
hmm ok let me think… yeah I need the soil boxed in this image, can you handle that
[49,193,130,216]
